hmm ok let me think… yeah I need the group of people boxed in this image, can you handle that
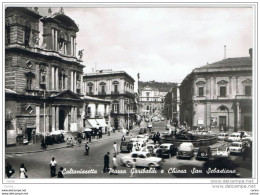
[5,163,28,179]
[103,152,119,175]
[152,131,161,144]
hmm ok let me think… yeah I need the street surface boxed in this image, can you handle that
[5,121,252,178]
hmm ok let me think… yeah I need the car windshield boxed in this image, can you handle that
[230,134,239,137]
[160,145,169,149]
[218,146,227,151]
[137,136,144,138]
[231,143,241,147]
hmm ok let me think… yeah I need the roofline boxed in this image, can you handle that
[84,71,135,83]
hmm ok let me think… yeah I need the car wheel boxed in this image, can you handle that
[125,161,132,168]
[149,163,156,169]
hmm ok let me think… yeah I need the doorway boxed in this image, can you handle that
[114,118,118,130]
[219,116,227,131]
[244,116,252,131]
[59,110,65,130]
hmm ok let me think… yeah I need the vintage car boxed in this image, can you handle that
[196,146,212,160]
[229,142,244,155]
[120,141,133,153]
[120,151,163,168]
[130,138,146,147]
[215,146,230,158]
[241,135,253,142]
[218,133,229,141]
[141,143,160,156]
[176,142,194,159]
[157,143,178,158]
[147,123,153,128]
[136,134,149,142]
[227,133,241,142]
[139,128,147,134]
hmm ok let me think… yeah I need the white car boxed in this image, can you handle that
[148,123,153,128]
[227,133,241,142]
[136,135,149,142]
[242,135,253,142]
[120,151,163,168]
[229,142,244,155]
[141,144,160,155]
[218,133,229,141]
[216,146,230,158]
[130,138,146,147]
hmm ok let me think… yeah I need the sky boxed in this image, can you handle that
[38,6,253,83]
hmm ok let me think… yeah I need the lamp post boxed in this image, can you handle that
[43,90,46,142]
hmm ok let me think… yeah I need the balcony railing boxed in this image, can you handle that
[86,92,94,96]
[236,95,252,99]
[98,91,106,95]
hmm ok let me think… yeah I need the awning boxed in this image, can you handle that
[96,119,108,127]
[88,119,99,129]
[85,119,93,128]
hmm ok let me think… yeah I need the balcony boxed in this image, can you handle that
[98,91,106,95]
[86,92,94,96]
[111,91,119,95]
[236,95,252,100]
[123,91,135,98]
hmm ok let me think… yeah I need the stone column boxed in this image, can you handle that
[55,67,59,90]
[236,102,240,130]
[71,71,74,92]
[75,107,78,124]
[80,74,83,94]
[55,30,58,51]
[56,106,59,130]
[64,112,68,132]
[61,76,64,90]
[36,106,40,133]
[71,107,74,123]
[52,106,55,131]
[74,72,77,93]
[51,67,55,90]
[65,76,68,89]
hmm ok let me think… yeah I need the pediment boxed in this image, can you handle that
[242,79,252,85]
[196,81,206,85]
[25,71,35,78]
[54,90,81,99]
[217,80,228,85]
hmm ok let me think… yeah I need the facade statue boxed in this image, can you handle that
[78,49,84,60]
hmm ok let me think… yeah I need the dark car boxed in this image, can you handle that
[120,141,133,153]
[196,146,212,160]
[157,143,178,158]
[139,128,147,134]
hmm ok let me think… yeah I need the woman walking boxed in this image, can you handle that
[20,163,27,178]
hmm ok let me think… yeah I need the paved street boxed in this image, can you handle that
[5,121,252,179]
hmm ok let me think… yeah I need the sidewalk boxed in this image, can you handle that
[5,129,129,155]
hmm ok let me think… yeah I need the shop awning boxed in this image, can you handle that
[96,119,108,127]
[88,119,99,128]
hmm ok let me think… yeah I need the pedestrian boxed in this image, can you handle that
[50,157,57,177]
[85,142,90,155]
[113,142,118,155]
[129,159,136,178]
[111,155,118,175]
[242,143,249,161]
[6,162,15,178]
[20,163,28,178]
[153,134,156,144]
[121,135,126,141]
[91,130,95,139]
[99,130,102,139]
[57,167,64,178]
[103,152,110,173]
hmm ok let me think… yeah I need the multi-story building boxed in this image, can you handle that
[5,7,110,146]
[83,70,137,130]
[180,50,252,131]
[139,86,166,116]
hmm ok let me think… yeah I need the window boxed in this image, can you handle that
[113,104,118,113]
[146,92,150,96]
[114,85,118,92]
[26,78,32,90]
[101,85,105,93]
[147,106,149,110]
[87,107,91,115]
[245,86,251,96]
[198,87,204,96]
[147,97,149,101]
[220,86,226,97]
[89,86,92,93]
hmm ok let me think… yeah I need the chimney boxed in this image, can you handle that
[249,48,252,58]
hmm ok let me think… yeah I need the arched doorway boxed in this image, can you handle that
[59,109,65,130]
[217,105,229,131]
[114,118,119,130]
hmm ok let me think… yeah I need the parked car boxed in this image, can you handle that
[218,133,229,141]
[141,143,160,156]
[120,151,163,169]
[130,138,146,147]
[136,134,149,142]
[227,133,241,142]
[147,123,153,128]
[196,146,212,160]
[242,135,253,142]
[157,143,178,158]
[215,146,230,158]
[139,128,147,134]
[176,142,194,159]
[229,142,244,155]
[120,141,133,153]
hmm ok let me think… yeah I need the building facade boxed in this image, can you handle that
[180,51,252,131]
[139,86,166,116]
[83,70,137,130]
[5,7,110,146]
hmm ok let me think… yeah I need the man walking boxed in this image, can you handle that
[111,155,118,175]
[85,142,90,155]
[113,142,118,155]
[50,157,57,177]
[103,152,110,173]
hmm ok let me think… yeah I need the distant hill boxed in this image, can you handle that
[138,81,177,92]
